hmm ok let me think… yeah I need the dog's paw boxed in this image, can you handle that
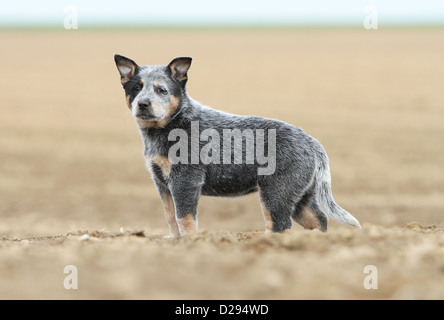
[163,234,179,239]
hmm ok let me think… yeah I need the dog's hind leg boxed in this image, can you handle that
[292,186,328,232]
[258,186,293,233]
[293,201,329,232]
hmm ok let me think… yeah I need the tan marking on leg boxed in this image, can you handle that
[161,192,180,237]
[258,189,273,233]
[151,155,171,177]
[177,213,197,235]
[295,206,321,230]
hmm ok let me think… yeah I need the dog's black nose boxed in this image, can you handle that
[138,99,151,109]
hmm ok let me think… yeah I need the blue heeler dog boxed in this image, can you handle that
[114,54,360,237]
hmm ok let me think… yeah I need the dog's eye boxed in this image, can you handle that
[156,87,168,95]
[133,85,142,93]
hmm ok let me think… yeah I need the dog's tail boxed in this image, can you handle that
[314,154,361,228]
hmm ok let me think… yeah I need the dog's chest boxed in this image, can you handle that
[145,154,171,183]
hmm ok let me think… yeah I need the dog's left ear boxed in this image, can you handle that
[114,54,139,85]
[167,57,192,84]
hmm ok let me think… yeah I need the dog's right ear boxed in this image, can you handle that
[114,54,138,85]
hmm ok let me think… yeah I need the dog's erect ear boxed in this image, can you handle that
[167,57,192,83]
[114,54,138,84]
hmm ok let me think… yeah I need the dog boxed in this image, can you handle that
[114,54,360,237]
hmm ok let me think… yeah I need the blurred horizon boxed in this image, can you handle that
[1,0,443,27]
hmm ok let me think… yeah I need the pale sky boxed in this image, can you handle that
[0,0,443,26]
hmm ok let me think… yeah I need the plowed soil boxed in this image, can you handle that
[1,28,443,299]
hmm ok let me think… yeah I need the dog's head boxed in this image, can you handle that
[114,55,192,128]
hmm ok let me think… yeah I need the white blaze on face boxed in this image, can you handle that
[132,93,168,119]
[151,101,168,119]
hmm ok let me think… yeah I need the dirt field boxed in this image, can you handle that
[0,28,443,300]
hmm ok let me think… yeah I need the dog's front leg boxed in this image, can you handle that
[170,181,201,236]
[154,182,180,238]
[160,190,181,238]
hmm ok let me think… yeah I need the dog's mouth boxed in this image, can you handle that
[136,114,160,122]
[137,116,154,121]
